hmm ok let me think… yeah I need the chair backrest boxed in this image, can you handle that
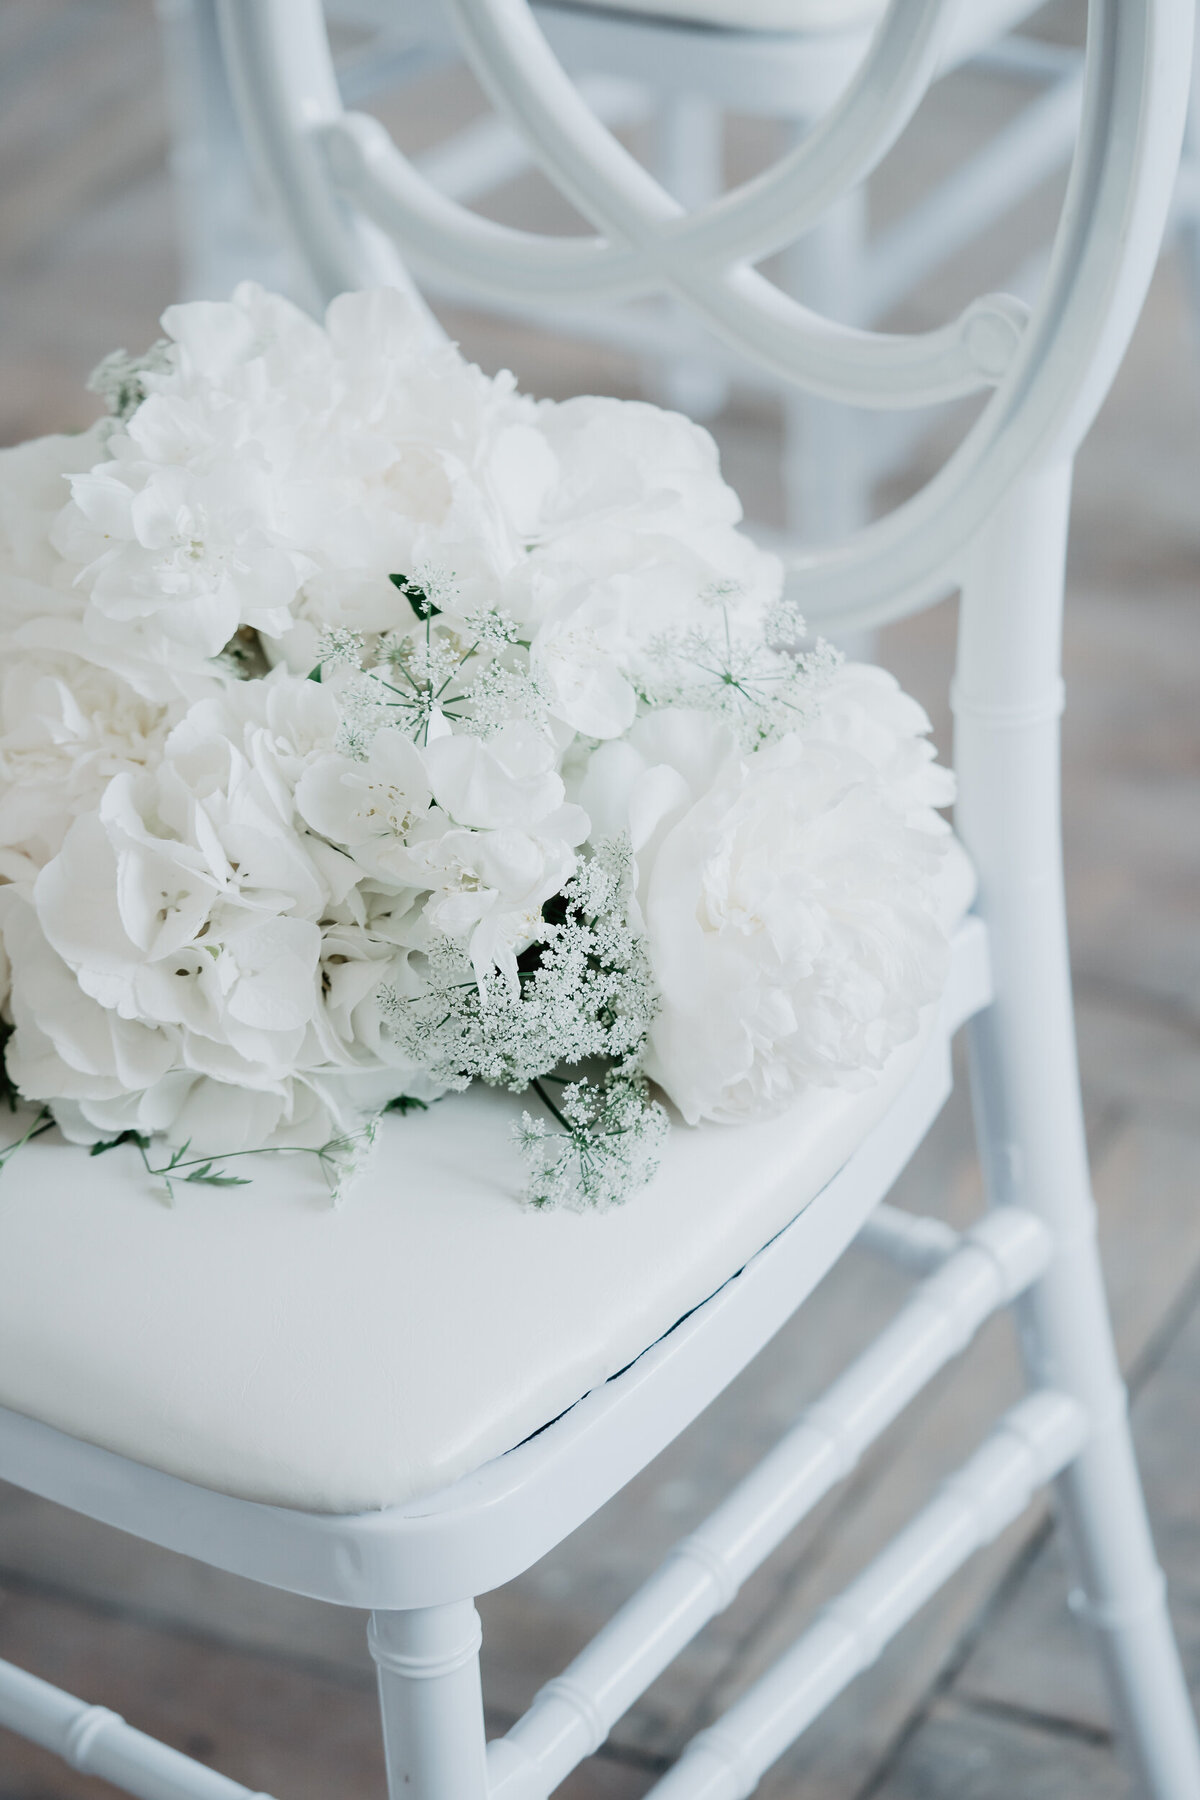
[217,0,1191,635]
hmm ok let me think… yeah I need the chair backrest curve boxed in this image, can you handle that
[217,0,1192,630]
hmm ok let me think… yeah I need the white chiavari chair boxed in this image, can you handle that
[1,0,1198,1795]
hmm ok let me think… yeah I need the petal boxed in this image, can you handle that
[424,726,563,829]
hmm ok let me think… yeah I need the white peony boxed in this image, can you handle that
[576,666,953,1124]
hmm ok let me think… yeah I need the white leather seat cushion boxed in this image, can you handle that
[0,842,975,1515]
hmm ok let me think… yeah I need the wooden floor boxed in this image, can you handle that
[2,2,1200,1796]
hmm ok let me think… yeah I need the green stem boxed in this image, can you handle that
[135,1140,268,1178]
[0,1107,55,1172]
[377,669,425,698]
[532,1077,572,1134]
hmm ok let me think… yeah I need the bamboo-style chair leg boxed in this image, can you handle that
[958,467,1200,1799]
[369,1604,490,1800]
[1174,32,1200,350]
[782,180,870,546]
[646,93,730,422]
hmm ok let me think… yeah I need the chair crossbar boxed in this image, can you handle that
[644,1390,1088,1800]
[0,1654,274,1800]
[855,1201,961,1275]
[485,1206,1051,1800]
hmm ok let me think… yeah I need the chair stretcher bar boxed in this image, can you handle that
[0,1656,275,1800]
[646,1390,1086,1799]
[486,1204,1052,1799]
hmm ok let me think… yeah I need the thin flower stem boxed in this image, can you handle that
[435,640,480,698]
[0,1107,55,1173]
[135,1140,275,1177]
[532,1077,573,1134]
[377,670,425,698]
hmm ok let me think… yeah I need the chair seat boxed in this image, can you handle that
[0,842,975,1517]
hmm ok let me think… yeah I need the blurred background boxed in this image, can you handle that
[2,0,1199,1794]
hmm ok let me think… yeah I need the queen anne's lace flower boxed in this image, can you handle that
[0,284,957,1208]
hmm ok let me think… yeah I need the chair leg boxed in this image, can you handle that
[1174,42,1200,351]
[369,1603,490,1800]
[781,179,869,547]
[970,994,1200,1797]
[958,466,1200,1799]
[159,0,301,303]
[646,95,730,421]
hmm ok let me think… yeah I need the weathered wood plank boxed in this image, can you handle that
[954,1140,1200,1734]
[870,1698,1125,1800]
[0,1582,385,1800]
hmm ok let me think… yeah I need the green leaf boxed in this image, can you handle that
[307,663,322,682]
[0,1023,19,1112]
[184,1168,251,1188]
[384,1094,430,1116]
[90,1130,148,1156]
[389,572,440,620]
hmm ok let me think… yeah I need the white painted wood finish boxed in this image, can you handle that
[1,0,1198,1796]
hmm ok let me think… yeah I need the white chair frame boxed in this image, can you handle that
[2,0,1199,1794]
[158,0,1200,546]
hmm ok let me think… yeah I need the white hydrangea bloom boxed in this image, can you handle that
[0,648,174,882]
[14,670,433,1153]
[0,425,111,595]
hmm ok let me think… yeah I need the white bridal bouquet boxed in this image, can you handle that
[0,285,954,1208]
